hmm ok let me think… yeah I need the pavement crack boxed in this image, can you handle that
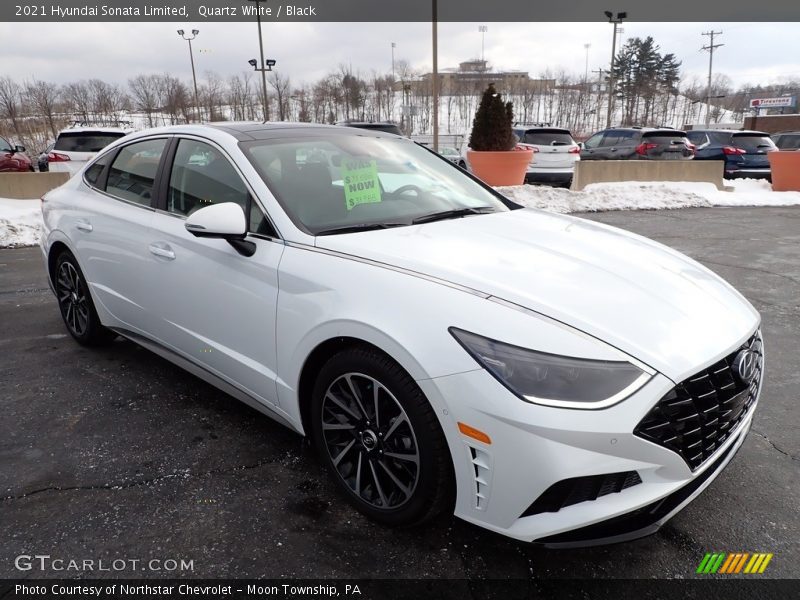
[694,257,800,287]
[1,457,274,502]
[751,429,798,461]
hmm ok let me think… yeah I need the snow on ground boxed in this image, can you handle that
[497,179,800,213]
[2,179,800,248]
[0,198,41,248]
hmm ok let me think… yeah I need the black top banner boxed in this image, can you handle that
[2,0,800,22]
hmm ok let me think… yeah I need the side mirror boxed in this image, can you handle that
[14,145,26,153]
[184,202,255,257]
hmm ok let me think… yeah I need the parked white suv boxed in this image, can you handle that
[459,125,580,187]
[43,124,135,175]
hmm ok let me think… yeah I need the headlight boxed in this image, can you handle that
[450,328,652,409]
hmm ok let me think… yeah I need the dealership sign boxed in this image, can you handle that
[749,97,797,109]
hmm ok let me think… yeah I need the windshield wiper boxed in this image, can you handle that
[411,206,497,225]
[315,222,407,236]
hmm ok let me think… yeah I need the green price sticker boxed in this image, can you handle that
[341,159,382,210]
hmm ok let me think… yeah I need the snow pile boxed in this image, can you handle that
[497,179,800,213]
[0,198,41,248]
[2,179,800,248]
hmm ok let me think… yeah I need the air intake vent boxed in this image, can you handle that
[468,445,493,510]
[521,471,642,517]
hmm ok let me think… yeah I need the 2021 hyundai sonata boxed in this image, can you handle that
[41,123,764,545]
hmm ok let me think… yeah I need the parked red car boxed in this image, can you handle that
[0,135,34,172]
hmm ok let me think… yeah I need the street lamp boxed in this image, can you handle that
[391,42,396,80]
[479,25,488,62]
[248,58,277,122]
[247,0,272,122]
[604,10,626,127]
[177,29,200,122]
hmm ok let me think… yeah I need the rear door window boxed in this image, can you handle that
[54,132,127,153]
[105,138,168,207]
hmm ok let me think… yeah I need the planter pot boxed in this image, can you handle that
[467,148,534,186]
[768,151,800,191]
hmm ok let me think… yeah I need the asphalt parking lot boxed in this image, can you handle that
[1,207,798,580]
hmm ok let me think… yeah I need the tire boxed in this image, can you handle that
[310,346,454,527]
[53,250,116,346]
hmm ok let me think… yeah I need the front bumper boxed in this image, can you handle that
[418,334,762,545]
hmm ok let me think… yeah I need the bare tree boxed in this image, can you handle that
[268,71,291,121]
[0,77,23,139]
[26,79,61,139]
[128,74,161,127]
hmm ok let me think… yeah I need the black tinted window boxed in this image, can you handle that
[686,131,708,144]
[520,130,575,145]
[642,133,689,145]
[54,132,127,153]
[84,153,111,188]
[709,132,733,145]
[733,135,777,151]
[776,134,800,150]
[106,138,167,206]
[603,130,638,146]
[168,140,249,217]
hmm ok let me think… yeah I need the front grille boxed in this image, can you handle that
[521,471,642,517]
[634,330,763,471]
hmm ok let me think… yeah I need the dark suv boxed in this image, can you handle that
[580,127,694,161]
[772,131,800,151]
[686,129,776,179]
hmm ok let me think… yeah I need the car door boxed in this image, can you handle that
[72,137,169,333]
[145,137,284,407]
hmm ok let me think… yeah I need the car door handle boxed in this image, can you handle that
[149,243,176,260]
[76,220,93,232]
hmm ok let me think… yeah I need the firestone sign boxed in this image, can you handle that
[749,97,797,109]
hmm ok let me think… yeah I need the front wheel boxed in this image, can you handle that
[310,346,454,527]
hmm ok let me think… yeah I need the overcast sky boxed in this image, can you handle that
[1,22,798,90]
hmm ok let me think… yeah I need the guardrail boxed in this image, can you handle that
[571,160,725,191]
[0,172,70,199]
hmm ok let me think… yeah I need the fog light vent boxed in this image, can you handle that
[521,471,642,517]
[468,445,493,510]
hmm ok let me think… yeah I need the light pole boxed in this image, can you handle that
[248,58,276,122]
[479,25,487,62]
[583,43,591,83]
[432,0,439,151]
[604,10,626,128]
[247,0,272,121]
[177,29,200,122]
[391,42,396,80]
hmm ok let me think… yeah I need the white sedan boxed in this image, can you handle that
[41,123,764,544]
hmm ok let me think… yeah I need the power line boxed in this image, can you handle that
[701,30,723,126]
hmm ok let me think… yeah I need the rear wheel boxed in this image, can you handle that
[310,346,454,527]
[54,251,116,346]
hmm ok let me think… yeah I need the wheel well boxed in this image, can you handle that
[297,337,403,439]
[47,241,71,285]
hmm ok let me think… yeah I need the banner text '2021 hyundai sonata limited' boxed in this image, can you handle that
[41,123,764,545]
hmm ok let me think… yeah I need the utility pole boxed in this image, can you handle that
[432,0,439,151]
[604,11,626,128]
[391,42,396,80]
[592,68,605,132]
[584,43,591,83]
[479,25,487,62]
[701,30,724,127]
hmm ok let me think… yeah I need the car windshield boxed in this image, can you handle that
[241,133,509,235]
[54,132,126,153]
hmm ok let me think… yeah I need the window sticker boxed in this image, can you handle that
[341,158,382,210]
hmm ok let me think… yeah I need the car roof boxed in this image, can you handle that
[690,129,768,135]
[58,126,136,135]
[118,122,407,143]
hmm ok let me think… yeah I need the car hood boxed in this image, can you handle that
[315,209,759,382]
